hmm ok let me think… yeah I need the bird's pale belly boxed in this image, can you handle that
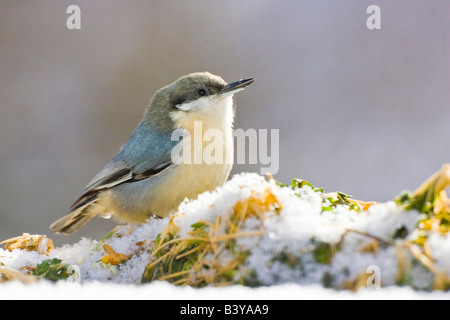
[105,162,232,224]
[106,155,233,224]
[152,160,232,212]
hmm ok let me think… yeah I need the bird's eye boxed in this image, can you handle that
[197,88,207,96]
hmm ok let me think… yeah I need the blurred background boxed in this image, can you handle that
[1,0,449,245]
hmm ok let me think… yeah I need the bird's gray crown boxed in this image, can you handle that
[144,72,227,132]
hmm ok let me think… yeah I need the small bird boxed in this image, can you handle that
[50,72,254,234]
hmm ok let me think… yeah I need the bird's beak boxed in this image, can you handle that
[219,78,254,98]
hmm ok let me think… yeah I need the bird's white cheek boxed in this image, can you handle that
[173,96,216,113]
[169,96,234,132]
[169,97,211,125]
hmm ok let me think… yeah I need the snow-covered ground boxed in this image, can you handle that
[1,173,450,299]
[1,281,448,300]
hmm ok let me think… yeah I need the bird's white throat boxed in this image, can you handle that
[169,95,234,166]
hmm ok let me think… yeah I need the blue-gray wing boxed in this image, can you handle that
[69,124,178,211]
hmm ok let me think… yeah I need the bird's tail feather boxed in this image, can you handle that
[49,197,100,235]
[50,189,104,235]
[49,207,96,235]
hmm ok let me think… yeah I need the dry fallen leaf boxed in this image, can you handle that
[0,233,54,255]
[339,272,373,292]
[0,266,39,284]
[360,240,379,254]
[234,187,282,221]
[361,201,378,211]
[101,244,129,265]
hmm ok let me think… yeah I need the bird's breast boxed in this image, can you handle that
[109,126,233,222]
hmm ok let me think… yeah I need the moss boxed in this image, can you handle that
[313,242,334,265]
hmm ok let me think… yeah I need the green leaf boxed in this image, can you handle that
[190,222,207,230]
[394,190,413,206]
[291,179,313,189]
[155,233,162,246]
[392,225,409,240]
[33,259,74,282]
[33,259,62,276]
[181,260,193,271]
[273,179,288,188]
[337,192,351,200]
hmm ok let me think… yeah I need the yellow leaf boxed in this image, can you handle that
[102,244,129,265]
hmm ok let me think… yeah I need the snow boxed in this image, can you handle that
[0,281,448,300]
[1,172,450,299]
